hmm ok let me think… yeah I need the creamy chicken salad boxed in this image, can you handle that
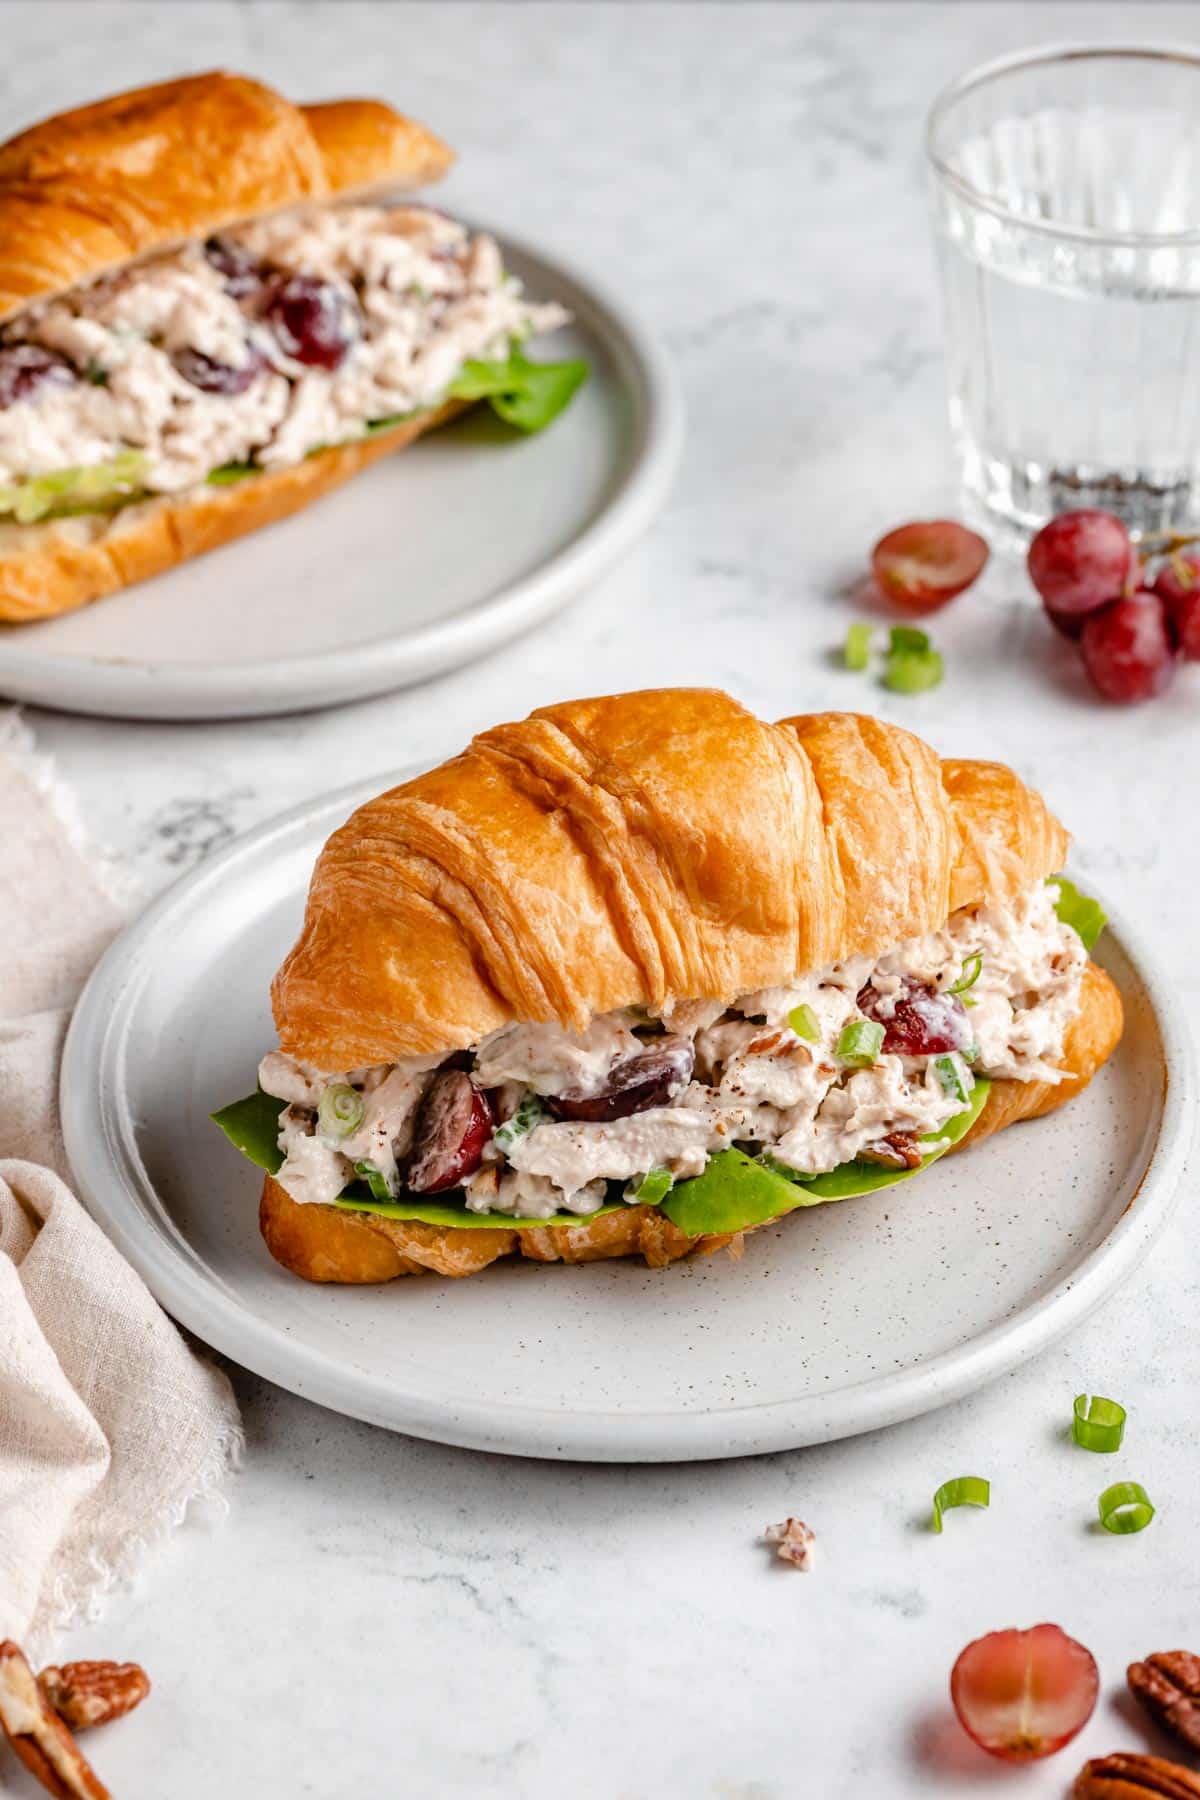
[0,204,569,504]
[256,880,1088,1221]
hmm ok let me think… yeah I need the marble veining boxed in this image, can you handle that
[4,5,1199,1797]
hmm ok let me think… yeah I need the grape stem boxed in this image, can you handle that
[1129,529,1200,595]
[1135,528,1200,554]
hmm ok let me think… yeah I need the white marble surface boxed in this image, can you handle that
[4,4,1200,1796]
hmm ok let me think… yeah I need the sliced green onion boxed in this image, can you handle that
[492,1090,550,1154]
[788,1003,821,1042]
[843,623,872,671]
[883,645,944,694]
[317,1083,365,1140]
[1097,1480,1155,1535]
[1073,1394,1127,1454]
[625,1167,673,1206]
[933,1052,974,1105]
[836,1019,884,1068]
[949,953,982,996]
[890,625,931,654]
[353,1160,393,1202]
[931,1475,990,1534]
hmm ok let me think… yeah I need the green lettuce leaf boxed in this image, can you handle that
[8,341,586,524]
[0,449,148,523]
[661,1078,991,1236]
[1050,876,1107,951]
[207,461,259,486]
[215,1072,992,1237]
[211,1086,624,1229]
[660,1149,802,1237]
[447,348,588,432]
[333,1193,627,1232]
[211,1088,285,1174]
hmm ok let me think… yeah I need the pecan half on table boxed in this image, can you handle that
[1075,1753,1200,1799]
[0,1642,110,1800]
[1129,1652,1200,1754]
[0,1642,150,1800]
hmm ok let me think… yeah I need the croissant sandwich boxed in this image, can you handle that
[0,71,584,623]
[213,689,1124,1283]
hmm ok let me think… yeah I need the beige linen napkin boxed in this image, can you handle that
[0,713,242,1658]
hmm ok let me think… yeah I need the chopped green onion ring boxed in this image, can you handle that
[354,1160,393,1202]
[933,1052,973,1105]
[788,1003,821,1042]
[1073,1393,1127,1454]
[890,625,931,654]
[884,646,944,694]
[949,953,983,996]
[492,1090,550,1154]
[843,623,872,671]
[931,1475,990,1534]
[317,1083,364,1140]
[1097,1480,1155,1535]
[836,1019,884,1067]
[626,1167,673,1206]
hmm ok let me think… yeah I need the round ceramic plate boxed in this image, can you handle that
[0,235,681,721]
[62,775,1192,1462]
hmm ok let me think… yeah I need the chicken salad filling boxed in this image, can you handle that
[0,204,577,514]
[238,879,1093,1224]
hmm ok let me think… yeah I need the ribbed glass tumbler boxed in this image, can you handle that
[927,44,1200,538]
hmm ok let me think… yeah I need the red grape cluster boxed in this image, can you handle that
[1028,509,1198,702]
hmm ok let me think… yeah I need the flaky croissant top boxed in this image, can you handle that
[0,71,452,322]
[272,691,1068,1070]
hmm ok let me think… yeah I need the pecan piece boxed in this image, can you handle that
[1129,1652,1200,1753]
[1075,1753,1200,1799]
[0,1642,110,1800]
[859,1131,923,1171]
[39,1662,150,1732]
[763,1517,816,1569]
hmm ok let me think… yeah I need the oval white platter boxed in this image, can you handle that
[62,774,1193,1462]
[0,234,681,721]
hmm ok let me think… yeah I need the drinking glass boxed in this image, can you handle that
[926,44,1200,538]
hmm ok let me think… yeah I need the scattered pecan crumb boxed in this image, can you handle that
[1129,1652,1200,1754]
[763,1518,816,1570]
[1074,1752,1200,1798]
[39,1662,150,1732]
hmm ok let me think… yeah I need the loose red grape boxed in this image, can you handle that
[172,345,266,395]
[871,520,989,614]
[856,978,970,1056]
[548,1036,695,1123]
[264,275,360,370]
[0,344,75,408]
[950,1624,1099,1763]
[406,1072,493,1193]
[1152,554,1200,660]
[1080,592,1178,703]
[1027,510,1133,625]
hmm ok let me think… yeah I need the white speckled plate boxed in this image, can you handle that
[0,235,681,721]
[61,775,1193,1461]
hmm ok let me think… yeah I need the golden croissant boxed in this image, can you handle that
[0,71,579,622]
[212,689,1123,1283]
